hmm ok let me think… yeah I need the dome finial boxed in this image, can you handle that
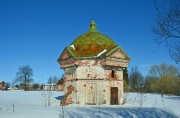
[89,19,98,32]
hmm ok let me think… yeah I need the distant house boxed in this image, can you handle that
[43,84,57,91]
[57,79,64,91]
[0,81,5,90]
[18,84,33,91]
[27,85,34,91]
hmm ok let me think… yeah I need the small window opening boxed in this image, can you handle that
[112,70,115,78]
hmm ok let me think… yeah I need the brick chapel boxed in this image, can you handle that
[57,20,130,105]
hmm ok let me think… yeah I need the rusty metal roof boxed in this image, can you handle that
[69,20,117,57]
[58,20,130,60]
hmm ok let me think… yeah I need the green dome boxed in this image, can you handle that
[69,20,116,57]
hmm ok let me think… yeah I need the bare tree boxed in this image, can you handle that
[149,63,179,77]
[47,75,58,91]
[129,66,144,91]
[47,76,53,84]
[148,63,179,94]
[152,0,180,63]
[138,93,145,110]
[5,82,11,90]
[53,76,58,83]
[123,68,129,92]
[15,65,33,91]
[33,83,39,91]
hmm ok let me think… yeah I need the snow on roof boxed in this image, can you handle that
[97,49,107,57]
[70,45,75,50]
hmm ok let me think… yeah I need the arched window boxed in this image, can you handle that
[112,70,115,78]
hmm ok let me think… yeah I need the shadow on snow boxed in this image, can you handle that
[64,107,178,118]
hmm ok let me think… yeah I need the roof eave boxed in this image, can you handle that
[106,46,130,60]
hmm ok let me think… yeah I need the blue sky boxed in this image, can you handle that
[0,0,177,83]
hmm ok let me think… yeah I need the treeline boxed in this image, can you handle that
[4,65,61,91]
[124,63,180,95]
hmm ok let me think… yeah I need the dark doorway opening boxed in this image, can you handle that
[110,87,119,105]
[111,70,115,78]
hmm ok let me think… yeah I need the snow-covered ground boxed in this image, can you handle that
[0,91,179,118]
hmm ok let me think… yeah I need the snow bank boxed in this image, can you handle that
[0,91,179,118]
